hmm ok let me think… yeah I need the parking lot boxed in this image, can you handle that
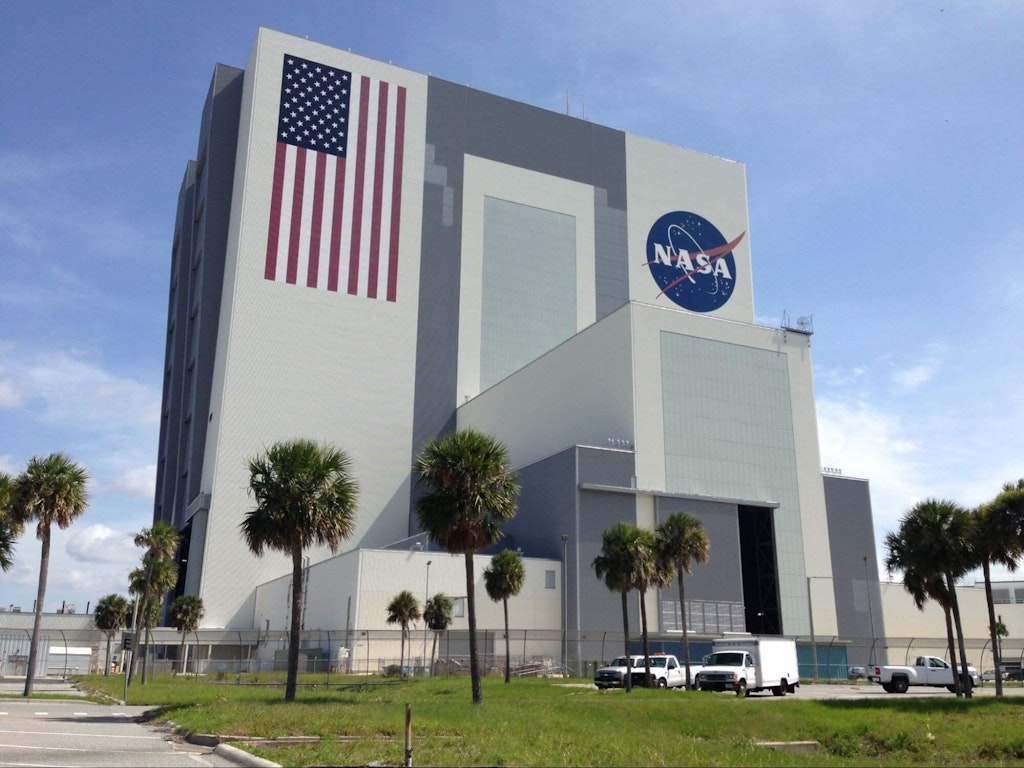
[731,681,1024,700]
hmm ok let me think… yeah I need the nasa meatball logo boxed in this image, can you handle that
[645,211,745,313]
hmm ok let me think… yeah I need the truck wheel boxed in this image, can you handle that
[699,684,711,692]
[657,677,668,689]
[882,682,894,693]
[893,677,909,694]
[776,678,788,696]
[736,679,748,697]
[961,675,974,693]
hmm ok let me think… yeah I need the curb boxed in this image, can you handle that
[213,742,284,768]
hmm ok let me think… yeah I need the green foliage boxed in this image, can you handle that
[75,673,1024,767]
[386,590,421,678]
[484,549,525,683]
[12,452,89,697]
[170,595,205,635]
[424,593,454,632]
[242,439,359,702]
[414,428,519,705]
[0,471,22,571]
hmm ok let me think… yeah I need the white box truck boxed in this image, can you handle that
[695,635,800,697]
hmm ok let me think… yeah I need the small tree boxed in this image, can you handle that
[656,511,710,688]
[11,453,89,697]
[386,590,421,678]
[128,521,180,686]
[593,523,644,692]
[423,593,454,669]
[170,595,205,675]
[0,472,22,572]
[242,439,359,702]
[93,594,130,675]
[414,428,520,705]
[484,549,526,683]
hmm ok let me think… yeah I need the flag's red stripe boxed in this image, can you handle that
[367,82,389,299]
[286,147,307,284]
[327,157,346,292]
[386,87,406,303]
[347,77,371,295]
[306,152,327,288]
[265,142,289,280]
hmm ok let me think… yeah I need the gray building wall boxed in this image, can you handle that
[410,78,630,534]
[824,473,886,665]
[154,64,243,575]
[654,496,744,608]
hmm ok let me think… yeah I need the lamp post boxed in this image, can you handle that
[863,555,877,665]
[422,560,431,666]
[561,534,569,676]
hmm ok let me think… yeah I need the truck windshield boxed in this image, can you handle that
[706,652,745,667]
[609,657,633,667]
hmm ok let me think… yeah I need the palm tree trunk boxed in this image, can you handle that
[400,625,406,679]
[941,603,962,696]
[677,567,693,688]
[639,587,652,688]
[141,616,151,684]
[104,633,112,676]
[503,597,511,683]
[286,545,304,702]
[24,526,51,697]
[430,631,438,672]
[982,560,1004,696]
[179,634,186,675]
[620,590,631,692]
[465,552,482,704]
[947,573,972,698]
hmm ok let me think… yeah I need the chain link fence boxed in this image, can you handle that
[5,626,1024,683]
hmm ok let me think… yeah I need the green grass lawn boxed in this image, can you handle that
[77,673,1024,766]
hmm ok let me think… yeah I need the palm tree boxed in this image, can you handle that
[127,521,180,685]
[170,595,205,675]
[129,555,178,684]
[884,530,961,691]
[414,428,520,705]
[386,590,421,678]
[593,522,643,692]
[656,511,710,688]
[242,439,359,702]
[423,593,454,670]
[972,499,1022,697]
[631,527,672,687]
[884,499,975,697]
[484,548,526,683]
[0,471,23,572]
[93,594,130,676]
[11,453,89,697]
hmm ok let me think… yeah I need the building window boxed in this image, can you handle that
[545,570,556,589]
[452,597,466,618]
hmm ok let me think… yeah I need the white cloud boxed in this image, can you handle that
[109,464,157,499]
[65,523,138,564]
[0,347,159,431]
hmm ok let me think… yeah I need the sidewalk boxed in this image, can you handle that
[0,676,87,696]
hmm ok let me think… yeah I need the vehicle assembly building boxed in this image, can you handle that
[154,27,883,666]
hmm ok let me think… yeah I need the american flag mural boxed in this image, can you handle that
[264,54,406,301]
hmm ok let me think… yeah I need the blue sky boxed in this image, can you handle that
[2,0,1022,615]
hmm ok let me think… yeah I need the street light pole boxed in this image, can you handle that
[864,555,877,666]
[561,534,569,677]
[806,576,818,681]
[422,560,431,667]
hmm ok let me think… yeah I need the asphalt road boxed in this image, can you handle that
[0,678,267,768]
[700,680,1024,700]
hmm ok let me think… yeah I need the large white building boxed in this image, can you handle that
[154,27,884,666]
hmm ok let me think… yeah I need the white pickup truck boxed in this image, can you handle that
[868,655,981,693]
[593,653,699,689]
